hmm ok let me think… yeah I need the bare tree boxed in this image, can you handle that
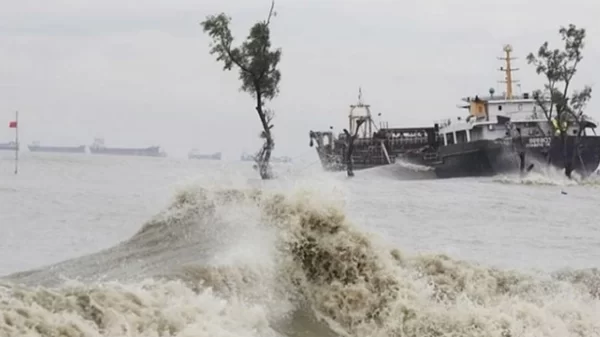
[343,118,366,177]
[527,24,592,178]
[200,0,281,179]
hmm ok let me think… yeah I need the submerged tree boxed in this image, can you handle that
[510,126,535,177]
[527,24,593,178]
[343,118,366,177]
[200,0,281,179]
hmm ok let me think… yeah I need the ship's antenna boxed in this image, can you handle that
[497,44,519,99]
[358,87,363,106]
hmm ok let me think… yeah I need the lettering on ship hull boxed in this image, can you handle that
[525,137,551,148]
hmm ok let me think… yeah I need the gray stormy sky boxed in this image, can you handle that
[0,0,599,160]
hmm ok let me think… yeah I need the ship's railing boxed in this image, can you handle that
[390,137,429,145]
[354,137,429,145]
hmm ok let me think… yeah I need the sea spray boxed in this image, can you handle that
[1,186,599,337]
[254,188,600,337]
[0,279,279,337]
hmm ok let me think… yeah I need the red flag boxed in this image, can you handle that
[8,121,17,128]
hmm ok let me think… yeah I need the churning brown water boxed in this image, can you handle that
[0,153,599,337]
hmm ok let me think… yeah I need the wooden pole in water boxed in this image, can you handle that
[14,110,18,175]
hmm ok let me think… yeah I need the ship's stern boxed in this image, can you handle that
[490,135,600,177]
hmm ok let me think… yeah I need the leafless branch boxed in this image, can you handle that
[266,0,275,26]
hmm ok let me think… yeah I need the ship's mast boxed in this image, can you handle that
[349,87,372,138]
[498,44,519,100]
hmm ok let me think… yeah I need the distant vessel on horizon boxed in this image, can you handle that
[0,142,18,151]
[28,141,86,154]
[240,152,292,163]
[188,149,222,160]
[89,138,166,157]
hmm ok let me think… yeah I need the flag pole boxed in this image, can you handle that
[14,110,18,175]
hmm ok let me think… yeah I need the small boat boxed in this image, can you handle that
[188,149,222,160]
[271,156,292,163]
[240,152,292,163]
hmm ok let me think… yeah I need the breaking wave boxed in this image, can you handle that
[1,186,599,337]
[352,160,436,181]
[493,162,600,187]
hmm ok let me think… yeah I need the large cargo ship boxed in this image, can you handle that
[309,45,600,178]
[28,141,86,153]
[0,142,18,151]
[89,138,166,157]
[188,149,222,160]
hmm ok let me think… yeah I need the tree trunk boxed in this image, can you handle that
[567,128,585,178]
[518,151,525,175]
[255,92,274,180]
[514,128,529,177]
[560,133,574,179]
[345,132,355,177]
[343,119,366,178]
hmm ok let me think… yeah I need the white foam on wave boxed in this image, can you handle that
[1,183,599,337]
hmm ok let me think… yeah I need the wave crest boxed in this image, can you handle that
[2,186,599,337]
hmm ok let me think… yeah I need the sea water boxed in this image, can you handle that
[0,152,598,337]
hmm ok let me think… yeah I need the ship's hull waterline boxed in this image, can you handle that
[314,135,600,179]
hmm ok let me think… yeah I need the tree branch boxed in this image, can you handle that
[266,0,275,27]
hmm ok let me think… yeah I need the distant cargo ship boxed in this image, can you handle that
[0,142,18,151]
[28,141,86,153]
[240,152,292,163]
[188,149,222,160]
[89,138,166,157]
